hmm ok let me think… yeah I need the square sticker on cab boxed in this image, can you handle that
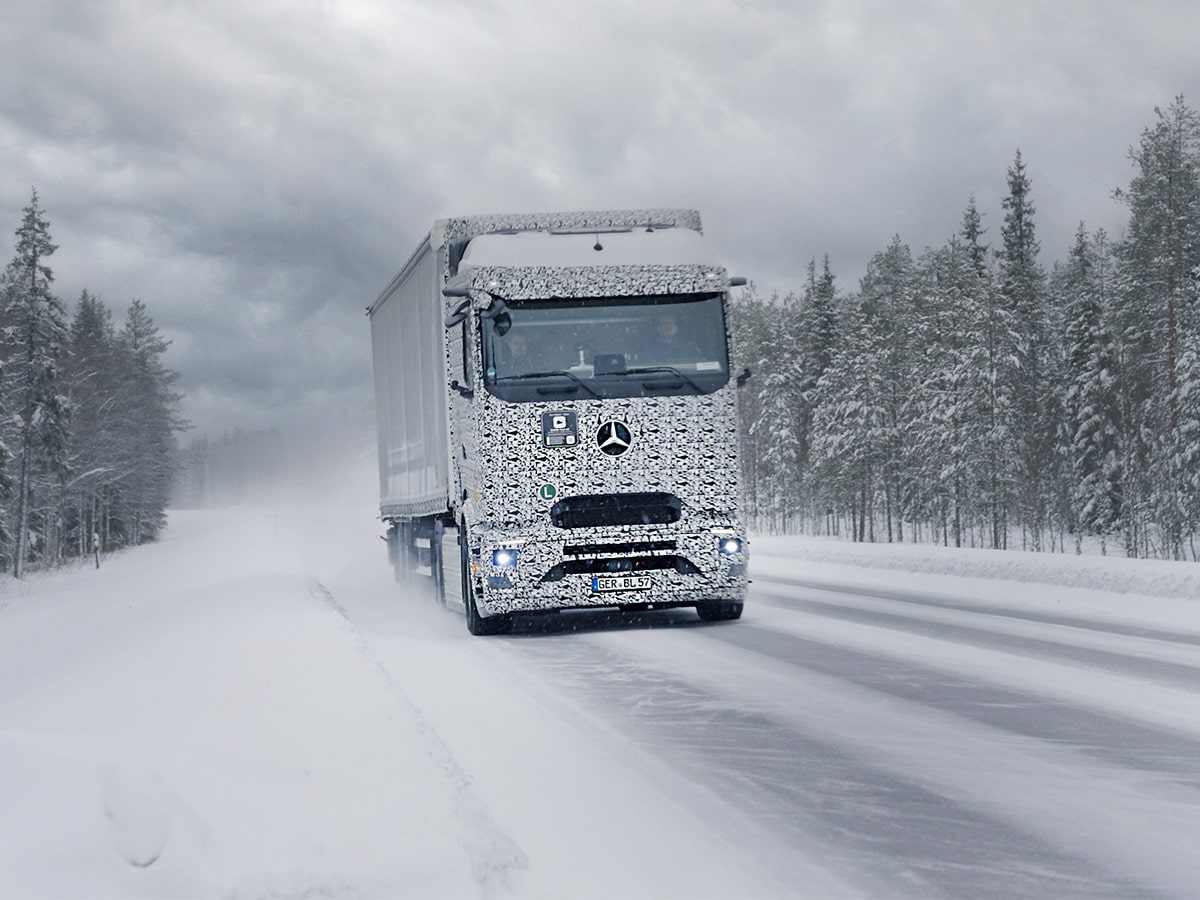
[541,410,577,447]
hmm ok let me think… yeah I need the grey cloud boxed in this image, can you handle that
[2,0,1199,439]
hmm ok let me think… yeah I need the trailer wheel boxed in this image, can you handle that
[462,530,510,635]
[696,601,743,622]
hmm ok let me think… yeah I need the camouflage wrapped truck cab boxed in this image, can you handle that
[368,209,747,634]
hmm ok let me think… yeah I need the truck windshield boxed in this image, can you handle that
[480,293,730,401]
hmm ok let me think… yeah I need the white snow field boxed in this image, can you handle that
[3,485,1200,898]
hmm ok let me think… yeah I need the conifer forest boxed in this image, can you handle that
[734,97,1200,561]
[0,190,185,577]
[8,97,1200,569]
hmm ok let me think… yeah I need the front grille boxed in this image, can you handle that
[540,554,701,582]
[550,492,682,529]
[563,540,677,556]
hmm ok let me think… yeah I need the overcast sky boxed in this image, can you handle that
[2,0,1199,441]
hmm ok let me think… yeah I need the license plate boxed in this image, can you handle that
[592,574,652,592]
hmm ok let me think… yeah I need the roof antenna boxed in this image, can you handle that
[593,232,603,251]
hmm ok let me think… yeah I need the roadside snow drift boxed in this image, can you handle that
[0,510,506,899]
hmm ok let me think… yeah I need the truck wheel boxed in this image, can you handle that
[386,523,401,581]
[430,519,445,606]
[696,601,743,622]
[393,520,417,585]
[392,520,414,583]
[461,530,510,636]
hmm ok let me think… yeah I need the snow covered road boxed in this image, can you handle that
[3,501,1200,898]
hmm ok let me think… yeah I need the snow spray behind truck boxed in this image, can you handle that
[368,209,749,634]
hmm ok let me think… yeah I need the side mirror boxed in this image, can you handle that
[729,276,747,287]
[736,368,752,388]
[450,379,473,399]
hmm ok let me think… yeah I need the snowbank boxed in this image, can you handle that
[751,532,1200,632]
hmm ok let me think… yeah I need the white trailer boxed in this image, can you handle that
[368,209,748,634]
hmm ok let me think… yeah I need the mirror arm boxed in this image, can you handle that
[479,296,508,320]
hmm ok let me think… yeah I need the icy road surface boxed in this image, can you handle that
[3,501,1200,898]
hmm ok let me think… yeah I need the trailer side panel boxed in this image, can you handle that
[370,236,450,518]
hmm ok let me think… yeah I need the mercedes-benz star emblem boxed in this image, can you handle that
[596,420,633,456]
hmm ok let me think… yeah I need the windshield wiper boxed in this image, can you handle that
[625,365,705,393]
[496,370,600,398]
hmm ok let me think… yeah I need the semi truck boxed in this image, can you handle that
[368,208,749,634]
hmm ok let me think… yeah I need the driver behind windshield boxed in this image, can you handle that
[497,328,570,376]
[495,330,531,377]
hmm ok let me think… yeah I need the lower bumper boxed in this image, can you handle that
[473,529,748,617]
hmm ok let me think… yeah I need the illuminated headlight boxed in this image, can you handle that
[718,537,743,556]
[492,548,519,568]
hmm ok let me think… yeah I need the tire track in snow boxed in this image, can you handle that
[722,617,1200,789]
[492,630,1146,899]
[754,580,1200,688]
[603,624,1200,897]
[747,588,1200,740]
[755,573,1200,647]
[309,581,528,897]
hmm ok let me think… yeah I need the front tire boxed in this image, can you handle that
[462,529,510,636]
[696,601,743,622]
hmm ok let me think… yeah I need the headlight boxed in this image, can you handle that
[492,548,519,568]
[718,537,743,556]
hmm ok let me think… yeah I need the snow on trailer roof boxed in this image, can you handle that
[436,208,703,245]
[458,227,715,270]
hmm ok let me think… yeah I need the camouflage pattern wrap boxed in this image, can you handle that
[443,250,747,616]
